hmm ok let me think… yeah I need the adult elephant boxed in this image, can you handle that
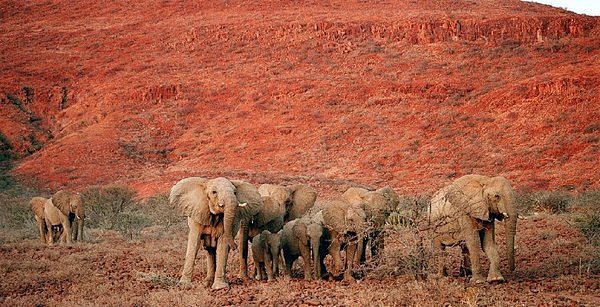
[170,177,262,289]
[342,186,399,263]
[320,198,367,282]
[44,191,85,245]
[428,174,517,283]
[237,183,317,279]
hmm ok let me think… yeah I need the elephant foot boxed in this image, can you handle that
[203,275,215,288]
[487,273,505,283]
[470,274,486,284]
[211,277,229,290]
[342,272,355,283]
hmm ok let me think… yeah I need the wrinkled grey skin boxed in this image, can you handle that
[239,183,317,280]
[428,174,517,283]
[251,230,282,281]
[319,199,367,282]
[280,216,325,280]
[342,186,399,264]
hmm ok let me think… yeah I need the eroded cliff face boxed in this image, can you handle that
[1,0,599,195]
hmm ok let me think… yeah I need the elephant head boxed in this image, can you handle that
[264,230,282,275]
[306,219,324,279]
[446,175,517,271]
[171,177,262,250]
[52,191,85,241]
[258,183,317,222]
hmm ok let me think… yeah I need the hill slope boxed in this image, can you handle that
[1,0,599,196]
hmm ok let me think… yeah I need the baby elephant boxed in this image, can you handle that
[251,230,282,281]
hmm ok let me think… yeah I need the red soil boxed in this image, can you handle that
[1,0,599,196]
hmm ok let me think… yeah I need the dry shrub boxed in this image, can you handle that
[81,184,151,239]
[139,192,185,230]
[0,180,41,243]
[517,190,572,214]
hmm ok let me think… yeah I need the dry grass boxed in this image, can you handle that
[1,184,599,306]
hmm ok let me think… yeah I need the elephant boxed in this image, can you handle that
[30,197,49,243]
[428,174,518,283]
[319,198,368,282]
[342,186,399,264]
[170,177,262,289]
[251,229,282,281]
[43,191,85,245]
[238,183,317,279]
[280,214,325,280]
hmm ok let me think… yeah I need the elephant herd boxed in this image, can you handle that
[168,174,518,290]
[29,190,85,245]
[28,174,517,290]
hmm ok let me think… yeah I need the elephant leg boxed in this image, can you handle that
[328,237,343,278]
[204,246,216,287]
[283,254,295,279]
[343,242,357,282]
[459,242,472,277]
[62,220,72,245]
[45,221,54,245]
[265,252,274,281]
[37,218,46,244]
[432,238,447,277]
[299,244,312,281]
[180,219,201,284]
[464,228,485,283]
[482,223,504,282]
[212,237,231,290]
[372,230,384,261]
[238,224,250,280]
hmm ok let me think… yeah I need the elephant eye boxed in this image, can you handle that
[211,190,217,194]
[494,194,501,200]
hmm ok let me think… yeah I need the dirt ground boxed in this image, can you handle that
[1,213,598,306]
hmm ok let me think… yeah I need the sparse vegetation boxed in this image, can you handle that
[517,190,573,214]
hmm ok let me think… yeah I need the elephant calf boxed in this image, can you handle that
[251,230,282,281]
[281,215,325,281]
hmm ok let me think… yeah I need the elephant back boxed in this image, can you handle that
[321,199,366,235]
[286,184,317,221]
[29,197,47,219]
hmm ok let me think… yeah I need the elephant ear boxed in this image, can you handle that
[29,197,47,219]
[286,184,317,221]
[255,196,285,228]
[447,179,489,221]
[169,177,212,225]
[321,199,353,233]
[52,190,74,216]
[230,180,262,221]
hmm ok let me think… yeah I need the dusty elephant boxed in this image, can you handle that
[320,198,367,281]
[30,197,50,243]
[170,177,262,289]
[428,174,518,283]
[342,186,399,264]
[43,191,85,245]
[251,229,282,281]
[238,183,317,279]
[280,214,325,280]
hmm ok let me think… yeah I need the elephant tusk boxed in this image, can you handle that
[503,213,509,218]
[238,202,247,207]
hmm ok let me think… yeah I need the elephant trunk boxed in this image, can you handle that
[77,218,84,241]
[505,212,517,271]
[271,248,280,276]
[222,195,238,249]
[311,237,321,279]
